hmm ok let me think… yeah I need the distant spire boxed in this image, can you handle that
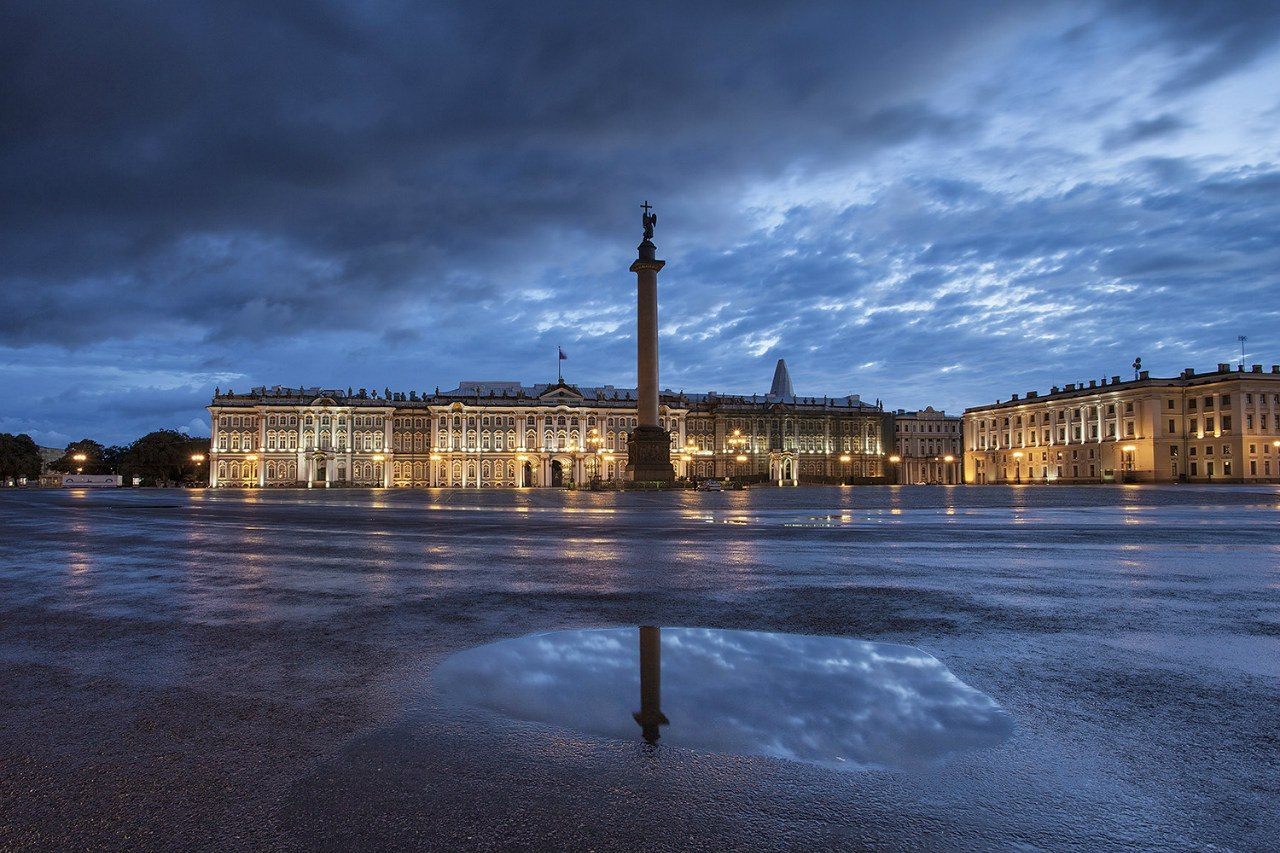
[769,359,795,399]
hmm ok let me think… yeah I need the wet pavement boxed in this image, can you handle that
[0,485,1277,851]
[433,627,1014,770]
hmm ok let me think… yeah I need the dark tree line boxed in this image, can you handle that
[7,431,212,486]
[0,433,42,481]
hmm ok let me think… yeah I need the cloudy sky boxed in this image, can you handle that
[3,1,1278,445]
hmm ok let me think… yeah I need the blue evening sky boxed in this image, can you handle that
[2,1,1278,445]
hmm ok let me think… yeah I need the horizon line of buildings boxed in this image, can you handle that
[203,359,1280,489]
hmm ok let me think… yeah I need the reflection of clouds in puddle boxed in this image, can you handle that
[434,627,1013,772]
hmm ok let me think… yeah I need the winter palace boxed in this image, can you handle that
[206,360,893,488]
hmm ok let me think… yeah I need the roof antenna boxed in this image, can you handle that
[1238,334,1247,368]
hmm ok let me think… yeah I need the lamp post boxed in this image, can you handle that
[726,429,749,481]
[943,454,955,485]
[1013,450,1023,484]
[839,453,851,485]
[887,454,901,485]
[72,452,87,475]
[1120,444,1136,482]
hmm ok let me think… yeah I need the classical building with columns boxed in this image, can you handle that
[891,407,962,484]
[963,362,1280,484]
[206,360,891,488]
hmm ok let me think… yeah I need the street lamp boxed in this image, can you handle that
[72,452,87,474]
[1013,450,1024,484]
[726,429,750,480]
[1120,444,1137,480]
[190,453,205,463]
[887,453,901,485]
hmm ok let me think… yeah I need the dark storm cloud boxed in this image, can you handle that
[1124,0,1280,94]
[0,0,1022,349]
[1,0,1278,440]
[1102,113,1188,149]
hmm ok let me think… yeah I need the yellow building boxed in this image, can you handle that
[891,407,962,484]
[206,361,890,489]
[963,363,1280,484]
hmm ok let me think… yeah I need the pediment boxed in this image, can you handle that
[538,382,584,401]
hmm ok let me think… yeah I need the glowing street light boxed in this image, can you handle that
[190,453,205,463]
[72,452,87,474]
[885,453,901,485]
[1013,450,1024,484]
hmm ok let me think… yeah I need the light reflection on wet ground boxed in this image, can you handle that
[0,485,1278,850]
[433,627,1014,770]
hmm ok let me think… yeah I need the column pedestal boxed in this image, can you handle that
[627,425,674,484]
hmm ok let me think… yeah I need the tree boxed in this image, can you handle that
[121,431,210,486]
[0,433,42,483]
[49,439,111,474]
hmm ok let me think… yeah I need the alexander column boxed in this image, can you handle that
[626,201,675,484]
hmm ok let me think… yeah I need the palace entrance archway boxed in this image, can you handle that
[551,459,564,487]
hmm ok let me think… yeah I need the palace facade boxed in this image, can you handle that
[207,360,892,488]
[891,407,962,484]
[963,363,1280,484]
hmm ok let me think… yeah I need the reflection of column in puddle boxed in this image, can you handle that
[633,625,669,744]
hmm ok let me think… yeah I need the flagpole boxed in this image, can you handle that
[557,345,562,384]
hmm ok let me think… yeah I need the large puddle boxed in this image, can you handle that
[433,627,1013,771]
